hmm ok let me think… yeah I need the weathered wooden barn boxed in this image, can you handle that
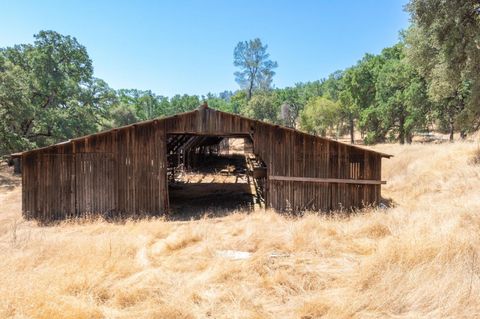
[12,104,391,221]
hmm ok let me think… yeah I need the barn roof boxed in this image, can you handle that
[11,104,392,158]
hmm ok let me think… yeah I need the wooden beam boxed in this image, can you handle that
[269,175,386,185]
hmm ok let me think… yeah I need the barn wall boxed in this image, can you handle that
[21,106,385,221]
[22,120,168,221]
[166,107,255,135]
[180,108,384,212]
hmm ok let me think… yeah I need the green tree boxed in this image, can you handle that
[230,90,248,114]
[65,78,116,136]
[299,96,341,137]
[405,0,480,139]
[106,103,139,127]
[242,91,279,123]
[203,92,233,113]
[374,45,430,144]
[169,94,200,114]
[319,71,344,101]
[296,81,323,103]
[340,54,383,143]
[233,38,278,99]
[0,30,102,155]
[0,57,35,154]
[276,87,302,127]
[114,89,169,121]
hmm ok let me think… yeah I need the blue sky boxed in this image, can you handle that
[1,0,410,97]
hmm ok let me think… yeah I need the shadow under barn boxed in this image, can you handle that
[167,135,266,220]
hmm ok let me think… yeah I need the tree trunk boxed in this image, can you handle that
[247,78,254,100]
[399,115,405,145]
[406,133,413,144]
[349,116,355,144]
[13,158,21,174]
[449,120,454,142]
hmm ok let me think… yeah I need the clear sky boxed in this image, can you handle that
[1,0,410,97]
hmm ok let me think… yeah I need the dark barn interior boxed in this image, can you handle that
[13,104,391,222]
[166,135,265,219]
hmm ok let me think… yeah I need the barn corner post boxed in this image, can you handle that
[376,154,382,204]
[20,153,28,219]
[71,141,76,218]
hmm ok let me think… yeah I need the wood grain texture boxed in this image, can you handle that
[269,175,386,185]
[20,106,389,221]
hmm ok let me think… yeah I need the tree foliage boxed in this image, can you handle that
[339,55,382,144]
[2,11,479,156]
[233,38,278,99]
[405,0,480,138]
[0,31,104,155]
[299,97,341,137]
[373,45,430,144]
[242,91,279,123]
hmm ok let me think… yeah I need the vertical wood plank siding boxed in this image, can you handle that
[21,107,387,221]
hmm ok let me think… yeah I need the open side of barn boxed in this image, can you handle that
[13,105,391,221]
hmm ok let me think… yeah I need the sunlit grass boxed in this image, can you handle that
[0,142,479,318]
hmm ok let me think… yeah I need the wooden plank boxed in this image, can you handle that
[269,175,386,185]
[18,106,390,219]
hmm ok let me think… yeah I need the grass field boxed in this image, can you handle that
[1,142,480,318]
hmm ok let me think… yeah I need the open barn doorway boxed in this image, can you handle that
[166,134,266,220]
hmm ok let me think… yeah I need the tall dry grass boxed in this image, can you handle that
[1,142,480,318]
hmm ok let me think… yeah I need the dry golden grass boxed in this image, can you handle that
[1,142,480,318]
